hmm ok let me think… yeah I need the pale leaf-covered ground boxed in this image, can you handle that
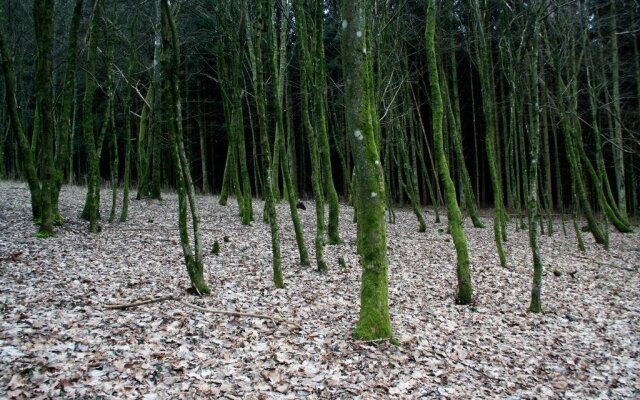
[1,181,639,399]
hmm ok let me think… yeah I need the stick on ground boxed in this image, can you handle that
[105,295,302,329]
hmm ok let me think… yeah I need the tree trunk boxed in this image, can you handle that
[426,0,472,305]
[33,0,55,236]
[294,1,328,271]
[52,0,83,223]
[271,0,309,267]
[527,21,543,313]
[472,0,506,267]
[0,9,42,221]
[343,0,393,341]
[247,0,284,287]
[161,0,209,294]
[609,3,626,218]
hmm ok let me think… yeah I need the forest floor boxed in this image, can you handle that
[0,181,639,399]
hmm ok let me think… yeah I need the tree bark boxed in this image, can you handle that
[426,0,473,305]
[343,0,393,341]
[161,0,209,294]
[33,0,55,236]
[472,0,506,267]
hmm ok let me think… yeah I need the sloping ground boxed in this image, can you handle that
[1,181,638,399]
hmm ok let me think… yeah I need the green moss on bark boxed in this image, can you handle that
[426,0,473,305]
[344,0,393,341]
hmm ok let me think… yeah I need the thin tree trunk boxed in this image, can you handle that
[247,0,284,287]
[33,0,55,236]
[472,0,506,267]
[52,0,83,223]
[197,81,209,194]
[161,0,209,294]
[426,0,472,305]
[609,3,626,218]
[294,1,327,271]
[81,0,103,234]
[527,21,543,313]
[446,37,483,228]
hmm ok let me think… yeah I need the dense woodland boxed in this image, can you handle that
[1,0,639,347]
[1,0,640,397]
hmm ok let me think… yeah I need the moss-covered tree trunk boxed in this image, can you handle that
[33,0,55,236]
[584,65,632,233]
[105,8,118,224]
[271,0,309,267]
[246,0,284,287]
[0,8,42,221]
[52,0,83,223]
[559,79,607,248]
[149,1,163,201]
[312,1,342,245]
[446,34,483,229]
[161,0,209,294]
[343,0,393,341]
[472,0,506,267]
[80,0,104,234]
[527,21,543,313]
[119,20,136,223]
[426,0,472,305]
[294,1,328,271]
[609,2,626,218]
[136,85,153,200]
[197,82,209,194]
[218,3,253,223]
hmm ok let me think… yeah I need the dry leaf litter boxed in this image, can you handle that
[0,181,638,399]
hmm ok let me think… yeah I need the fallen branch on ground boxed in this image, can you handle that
[573,255,637,272]
[105,295,302,330]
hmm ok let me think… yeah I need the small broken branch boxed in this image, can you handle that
[105,295,302,330]
[573,255,637,272]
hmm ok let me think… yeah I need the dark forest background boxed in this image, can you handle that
[1,0,638,211]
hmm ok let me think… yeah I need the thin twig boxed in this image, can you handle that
[572,255,637,272]
[105,295,174,309]
[105,295,302,329]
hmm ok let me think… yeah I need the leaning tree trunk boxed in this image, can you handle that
[161,0,209,294]
[294,0,328,271]
[0,9,42,221]
[472,0,506,267]
[271,0,310,267]
[343,0,393,341]
[446,36,484,229]
[311,1,342,245]
[426,0,472,305]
